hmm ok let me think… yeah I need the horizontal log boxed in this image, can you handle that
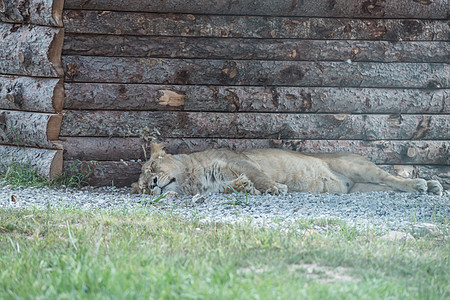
[63,0,449,19]
[62,35,450,63]
[63,56,449,88]
[64,83,449,114]
[0,145,62,178]
[0,23,64,77]
[0,110,62,148]
[0,76,63,113]
[63,160,142,187]
[0,0,64,26]
[63,10,448,41]
[63,160,450,189]
[60,111,449,140]
[61,137,450,165]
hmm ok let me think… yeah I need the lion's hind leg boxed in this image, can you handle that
[350,183,399,193]
[349,164,436,194]
[321,153,441,195]
[349,164,430,194]
[350,180,443,196]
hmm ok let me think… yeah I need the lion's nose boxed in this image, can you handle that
[150,177,158,188]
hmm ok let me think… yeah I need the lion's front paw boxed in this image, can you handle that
[427,180,443,196]
[226,174,260,195]
[131,182,141,194]
[410,178,428,193]
[264,183,288,195]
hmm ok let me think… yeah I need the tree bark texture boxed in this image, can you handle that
[0,110,62,148]
[0,23,64,77]
[63,160,450,189]
[0,0,64,26]
[62,35,450,63]
[60,111,449,141]
[63,0,449,19]
[63,56,449,89]
[64,83,449,114]
[0,76,63,112]
[0,145,62,178]
[63,10,448,41]
[63,160,142,187]
[61,137,450,165]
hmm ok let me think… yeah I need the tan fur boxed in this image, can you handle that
[131,143,443,196]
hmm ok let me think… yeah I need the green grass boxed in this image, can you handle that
[137,192,170,206]
[223,184,250,206]
[0,161,90,189]
[0,208,448,299]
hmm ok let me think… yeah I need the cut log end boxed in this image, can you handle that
[47,114,62,140]
[50,149,63,178]
[52,0,65,27]
[407,147,418,158]
[53,80,64,112]
[48,28,65,77]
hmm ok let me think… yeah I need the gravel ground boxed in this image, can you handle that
[1,184,448,233]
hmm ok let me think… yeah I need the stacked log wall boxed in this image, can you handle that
[0,0,65,178]
[61,0,449,188]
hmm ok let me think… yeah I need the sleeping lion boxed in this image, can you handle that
[131,143,443,196]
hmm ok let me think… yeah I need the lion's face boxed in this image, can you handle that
[133,155,184,195]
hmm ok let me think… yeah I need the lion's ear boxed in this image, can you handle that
[150,143,167,159]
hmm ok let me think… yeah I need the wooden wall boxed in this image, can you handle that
[61,0,449,189]
[0,0,64,178]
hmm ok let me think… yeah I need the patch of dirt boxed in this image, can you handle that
[291,263,360,283]
[237,263,360,283]
[236,266,269,276]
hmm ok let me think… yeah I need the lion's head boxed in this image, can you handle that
[131,143,184,195]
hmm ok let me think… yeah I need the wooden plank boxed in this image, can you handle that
[63,160,142,187]
[63,160,450,189]
[0,110,62,149]
[0,76,63,113]
[62,35,450,63]
[63,56,449,88]
[63,0,449,19]
[63,10,448,41]
[64,83,449,114]
[0,145,62,178]
[0,0,64,26]
[0,23,64,77]
[60,111,449,141]
[61,137,450,165]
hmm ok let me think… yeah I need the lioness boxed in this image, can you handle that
[131,143,443,196]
